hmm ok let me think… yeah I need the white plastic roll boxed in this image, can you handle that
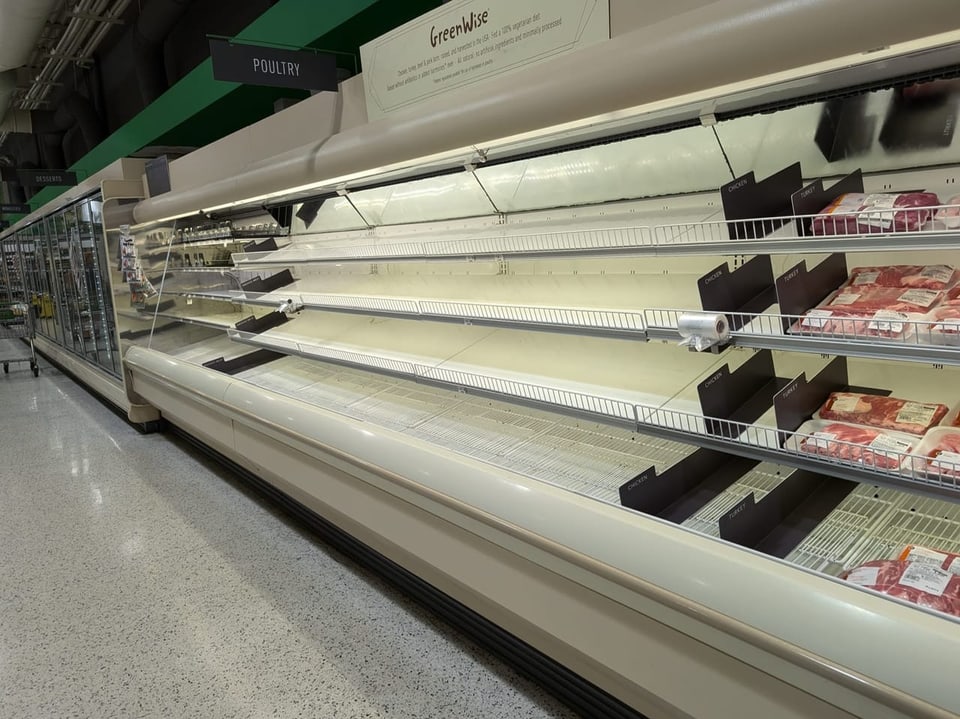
[679,312,730,340]
[677,313,730,351]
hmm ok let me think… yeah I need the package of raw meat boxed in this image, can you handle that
[841,560,960,617]
[817,392,947,435]
[787,420,914,470]
[845,265,958,291]
[811,192,940,235]
[923,305,960,345]
[909,428,960,479]
[826,286,944,313]
[935,194,960,229]
[898,545,960,573]
[791,307,922,340]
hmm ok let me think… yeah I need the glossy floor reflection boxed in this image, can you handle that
[0,362,577,719]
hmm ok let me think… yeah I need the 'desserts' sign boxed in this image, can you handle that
[360,0,609,121]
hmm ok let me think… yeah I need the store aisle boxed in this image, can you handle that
[0,363,577,719]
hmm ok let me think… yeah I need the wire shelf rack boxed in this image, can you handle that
[786,484,903,573]
[231,204,960,267]
[236,291,647,337]
[644,307,960,366]
[226,327,960,498]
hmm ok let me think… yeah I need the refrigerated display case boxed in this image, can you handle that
[0,159,158,421]
[8,2,960,717]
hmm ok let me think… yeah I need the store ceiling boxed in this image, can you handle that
[4,0,440,212]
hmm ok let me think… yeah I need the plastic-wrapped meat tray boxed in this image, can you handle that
[811,192,940,235]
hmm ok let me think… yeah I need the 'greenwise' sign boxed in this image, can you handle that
[360,0,609,121]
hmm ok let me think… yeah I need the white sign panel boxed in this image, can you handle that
[360,0,609,121]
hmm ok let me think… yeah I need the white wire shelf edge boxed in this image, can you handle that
[237,292,647,338]
[231,205,960,266]
[225,327,960,501]
[644,308,960,367]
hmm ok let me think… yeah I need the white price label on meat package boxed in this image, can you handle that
[867,434,912,454]
[806,432,837,450]
[933,320,960,333]
[846,566,880,586]
[830,292,862,306]
[897,289,940,308]
[852,271,880,286]
[860,194,898,229]
[800,309,833,329]
[829,394,865,414]
[895,402,940,427]
[898,562,952,596]
[948,557,960,575]
[902,546,949,566]
[867,311,908,335]
[921,265,955,284]
[930,451,960,471]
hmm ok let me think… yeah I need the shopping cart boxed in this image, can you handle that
[0,302,38,376]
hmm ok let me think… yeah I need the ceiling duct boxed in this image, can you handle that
[0,0,60,134]
[132,0,192,106]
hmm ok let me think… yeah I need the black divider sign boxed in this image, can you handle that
[234,311,289,334]
[203,349,285,375]
[720,162,803,240]
[241,269,295,294]
[697,349,787,439]
[619,449,759,523]
[719,471,856,558]
[243,237,279,254]
[790,169,864,236]
[775,253,848,331]
[698,255,777,331]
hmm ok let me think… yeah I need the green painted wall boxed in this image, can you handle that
[28,0,441,211]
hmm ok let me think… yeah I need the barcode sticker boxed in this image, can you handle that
[902,546,949,566]
[933,320,960,333]
[800,309,833,329]
[829,393,865,414]
[920,265,955,284]
[846,566,880,586]
[930,451,960,471]
[852,271,880,286]
[830,292,862,306]
[895,402,940,427]
[867,433,912,454]
[897,289,940,308]
[898,562,952,596]
[860,193,898,229]
[867,310,909,335]
[807,431,837,450]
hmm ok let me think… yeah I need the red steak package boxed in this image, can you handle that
[794,307,919,339]
[926,305,960,345]
[826,286,943,313]
[841,560,960,617]
[811,192,940,235]
[796,422,913,469]
[919,429,960,477]
[936,194,960,229]
[818,392,947,435]
[846,265,958,291]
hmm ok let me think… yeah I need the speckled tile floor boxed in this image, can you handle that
[0,361,579,719]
